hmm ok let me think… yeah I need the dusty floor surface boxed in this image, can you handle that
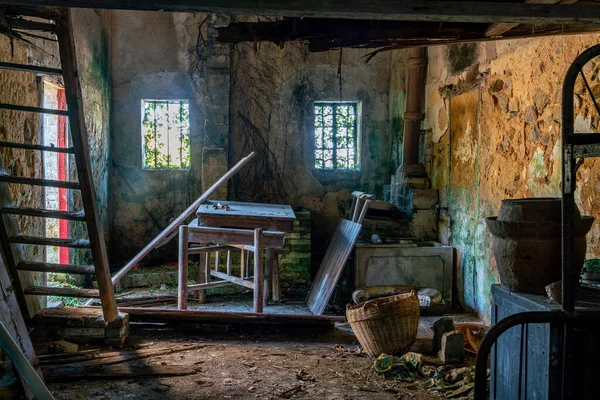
[41,313,480,400]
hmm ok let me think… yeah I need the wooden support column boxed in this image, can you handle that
[253,228,264,313]
[264,248,274,303]
[55,9,118,322]
[240,249,245,279]
[177,226,189,310]
[272,252,281,302]
[196,252,207,303]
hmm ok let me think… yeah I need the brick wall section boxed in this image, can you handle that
[279,209,311,292]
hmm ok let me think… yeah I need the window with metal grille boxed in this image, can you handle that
[314,102,359,170]
[141,99,191,170]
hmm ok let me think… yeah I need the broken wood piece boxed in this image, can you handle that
[112,151,256,285]
[50,340,78,354]
[40,343,207,368]
[98,306,345,327]
[41,364,198,382]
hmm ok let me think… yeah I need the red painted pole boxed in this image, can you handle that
[57,89,68,265]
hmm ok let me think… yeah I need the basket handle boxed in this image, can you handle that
[362,300,380,314]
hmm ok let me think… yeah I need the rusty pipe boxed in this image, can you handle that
[402,47,427,169]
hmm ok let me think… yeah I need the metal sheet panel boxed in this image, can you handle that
[307,219,362,315]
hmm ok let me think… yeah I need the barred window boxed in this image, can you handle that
[142,99,191,170]
[314,102,359,170]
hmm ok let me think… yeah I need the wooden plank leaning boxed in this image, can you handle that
[112,152,256,285]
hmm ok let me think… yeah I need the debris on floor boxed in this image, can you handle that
[374,352,487,399]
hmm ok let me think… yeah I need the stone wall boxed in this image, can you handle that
[0,24,59,313]
[70,9,113,266]
[108,11,205,267]
[417,35,600,322]
[230,35,392,271]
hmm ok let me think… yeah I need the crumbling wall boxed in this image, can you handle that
[109,11,394,277]
[109,11,208,267]
[420,34,600,322]
[69,9,113,266]
[0,23,59,312]
[230,37,392,272]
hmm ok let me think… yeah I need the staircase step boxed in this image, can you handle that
[0,174,80,190]
[0,61,62,76]
[9,236,90,249]
[24,286,99,298]
[1,206,85,221]
[0,103,69,116]
[0,141,74,153]
[17,262,95,275]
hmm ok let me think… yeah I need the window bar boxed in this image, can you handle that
[166,101,171,168]
[332,105,338,169]
[179,101,183,168]
[320,107,325,170]
[345,106,350,169]
[352,104,357,168]
[153,101,157,169]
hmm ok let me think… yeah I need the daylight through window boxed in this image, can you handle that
[142,99,190,169]
[314,102,359,170]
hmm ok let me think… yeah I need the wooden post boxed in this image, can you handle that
[177,226,189,310]
[245,249,250,278]
[253,228,264,313]
[264,248,274,303]
[205,252,210,284]
[272,252,281,302]
[214,251,220,272]
[196,252,207,303]
[56,10,118,322]
[226,251,232,276]
[240,249,245,279]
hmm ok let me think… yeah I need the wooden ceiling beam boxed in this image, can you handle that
[486,0,577,37]
[1,0,600,24]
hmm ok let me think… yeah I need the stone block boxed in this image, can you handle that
[107,312,130,329]
[409,208,439,241]
[64,327,106,339]
[412,189,439,210]
[404,176,430,189]
[433,317,455,352]
[438,331,465,364]
[106,324,130,338]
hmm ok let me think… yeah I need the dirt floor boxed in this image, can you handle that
[41,313,481,400]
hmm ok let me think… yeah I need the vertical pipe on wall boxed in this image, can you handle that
[402,47,427,172]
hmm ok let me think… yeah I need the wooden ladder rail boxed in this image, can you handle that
[0,7,117,322]
[55,9,118,322]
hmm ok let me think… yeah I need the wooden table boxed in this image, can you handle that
[178,201,295,313]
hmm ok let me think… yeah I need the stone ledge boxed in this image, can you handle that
[31,308,129,346]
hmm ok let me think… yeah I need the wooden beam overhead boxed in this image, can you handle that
[485,0,576,38]
[2,0,600,24]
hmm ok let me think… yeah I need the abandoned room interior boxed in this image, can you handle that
[2,1,600,399]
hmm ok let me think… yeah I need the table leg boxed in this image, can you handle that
[272,253,281,302]
[177,225,189,310]
[240,249,245,279]
[253,228,264,313]
[196,252,207,304]
[264,248,274,303]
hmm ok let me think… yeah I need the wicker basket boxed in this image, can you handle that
[346,292,420,357]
